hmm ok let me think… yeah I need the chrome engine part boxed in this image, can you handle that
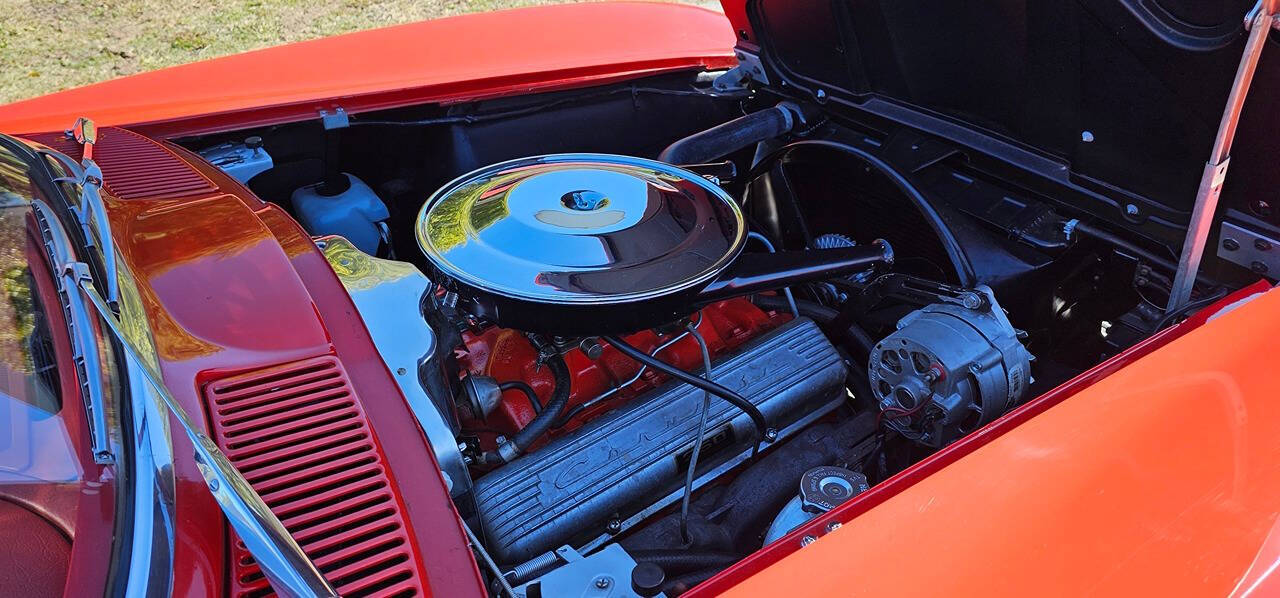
[472,317,848,564]
[870,285,1033,447]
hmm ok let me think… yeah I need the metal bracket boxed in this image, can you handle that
[319,106,349,130]
[1166,0,1277,314]
[1218,221,1280,278]
[713,49,769,92]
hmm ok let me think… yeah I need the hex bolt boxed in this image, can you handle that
[1223,238,1241,251]
[1125,204,1140,217]
[826,521,842,533]
[815,89,828,102]
[1255,239,1273,252]
[801,535,817,547]
[606,518,622,534]
[1251,261,1270,274]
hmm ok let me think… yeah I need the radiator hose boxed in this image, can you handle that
[481,338,571,464]
[658,103,806,165]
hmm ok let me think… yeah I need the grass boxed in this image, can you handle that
[0,0,719,105]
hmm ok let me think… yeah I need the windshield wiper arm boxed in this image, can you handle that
[77,276,338,597]
[30,195,336,597]
[36,117,119,311]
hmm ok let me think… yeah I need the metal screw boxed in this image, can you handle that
[815,89,828,102]
[1252,199,1273,219]
[396,367,407,376]
[1251,261,1270,274]
[606,518,622,534]
[764,428,779,442]
[1255,239,1273,251]
[826,521,842,533]
[595,577,611,589]
[1223,238,1241,251]
[495,435,507,445]
[1125,204,1140,217]
[969,363,982,374]
[800,535,817,546]
[1081,131,1095,142]
[961,292,983,310]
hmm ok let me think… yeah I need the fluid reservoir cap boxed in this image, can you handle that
[799,466,869,514]
[631,562,665,597]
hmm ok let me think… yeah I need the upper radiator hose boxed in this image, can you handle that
[658,102,807,165]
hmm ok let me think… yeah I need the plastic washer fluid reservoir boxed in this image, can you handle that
[291,173,390,254]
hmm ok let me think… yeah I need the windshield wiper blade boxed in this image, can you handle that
[36,117,119,311]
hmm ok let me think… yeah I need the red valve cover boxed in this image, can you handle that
[455,298,789,450]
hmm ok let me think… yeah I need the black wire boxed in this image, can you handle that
[1153,287,1230,330]
[498,381,541,414]
[680,323,715,544]
[347,85,749,127]
[602,335,772,443]
[745,139,978,287]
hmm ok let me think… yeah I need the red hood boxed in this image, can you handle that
[0,2,735,137]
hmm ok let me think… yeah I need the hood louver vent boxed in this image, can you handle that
[204,356,425,598]
[24,126,216,200]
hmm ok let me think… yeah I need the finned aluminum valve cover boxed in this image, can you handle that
[471,317,847,564]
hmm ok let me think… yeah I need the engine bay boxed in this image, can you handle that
[176,67,1251,596]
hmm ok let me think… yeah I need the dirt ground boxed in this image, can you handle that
[0,0,719,104]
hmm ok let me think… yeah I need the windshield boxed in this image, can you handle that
[0,138,120,597]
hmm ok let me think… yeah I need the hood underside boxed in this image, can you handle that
[733,0,1278,234]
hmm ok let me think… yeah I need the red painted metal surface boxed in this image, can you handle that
[13,133,485,595]
[24,128,216,199]
[456,298,786,446]
[205,356,427,598]
[691,281,1274,596]
[0,3,735,138]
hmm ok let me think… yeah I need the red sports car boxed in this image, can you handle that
[1,1,1278,596]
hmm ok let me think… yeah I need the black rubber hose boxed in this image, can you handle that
[752,294,875,356]
[499,380,542,413]
[481,349,570,464]
[629,550,739,575]
[746,139,977,287]
[659,104,797,165]
[602,335,773,443]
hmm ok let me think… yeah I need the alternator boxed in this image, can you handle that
[869,285,1032,447]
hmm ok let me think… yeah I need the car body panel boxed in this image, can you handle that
[0,2,735,138]
[705,284,1280,596]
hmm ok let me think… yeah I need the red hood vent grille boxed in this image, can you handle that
[23,127,216,200]
[204,356,426,598]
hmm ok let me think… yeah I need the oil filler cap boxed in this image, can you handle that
[799,466,869,513]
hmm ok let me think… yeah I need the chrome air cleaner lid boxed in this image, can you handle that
[416,154,746,317]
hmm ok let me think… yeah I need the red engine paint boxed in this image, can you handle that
[455,298,789,446]
[204,355,427,598]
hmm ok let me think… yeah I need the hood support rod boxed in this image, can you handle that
[1167,0,1279,315]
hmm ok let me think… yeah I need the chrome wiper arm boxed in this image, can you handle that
[76,277,337,598]
[37,117,120,310]
[31,199,333,597]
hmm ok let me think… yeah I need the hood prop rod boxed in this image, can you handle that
[1167,0,1279,315]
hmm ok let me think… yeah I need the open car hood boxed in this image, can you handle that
[722,0,1279,235]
